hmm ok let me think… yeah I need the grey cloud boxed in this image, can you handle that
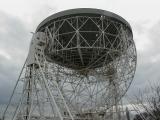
[27,4,57,31]
[0,11,30,57]
[148,21,160,53]
[126,20,160,97]
[0,11,30,104]
[132,21,147,35]
[0,56,18,104]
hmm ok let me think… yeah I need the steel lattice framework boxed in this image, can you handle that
[2,8,137,120]
[40,12,137,113]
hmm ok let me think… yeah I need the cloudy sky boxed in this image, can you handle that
[0,0,160,104]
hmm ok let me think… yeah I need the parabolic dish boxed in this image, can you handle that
[36,8,137,113]
[36,8,134,71]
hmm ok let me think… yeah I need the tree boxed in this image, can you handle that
[133,84,160,120]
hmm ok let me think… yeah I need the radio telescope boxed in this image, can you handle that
[2,8,137,120]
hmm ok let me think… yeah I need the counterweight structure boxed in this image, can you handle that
[2,8,137,120]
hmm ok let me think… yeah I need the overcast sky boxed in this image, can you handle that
[0,0,160,104]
